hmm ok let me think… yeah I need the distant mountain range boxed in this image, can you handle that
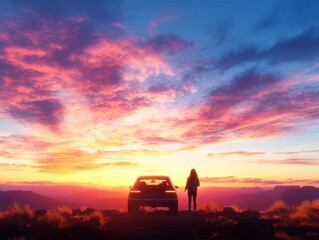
[280,186,319,205]
[1,185,318,210]
[0,190,66,210]
[57,189,127,210]
[201,185,319,210]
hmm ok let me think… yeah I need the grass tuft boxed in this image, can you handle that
[199,202,221,213]
[263,200,290,219]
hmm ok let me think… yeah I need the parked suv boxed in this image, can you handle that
[128,176,178,214]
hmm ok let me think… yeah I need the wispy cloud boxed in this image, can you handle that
[200,176,285,185]
[303,150,319,153]
[272,152,300,155]
[249,158,319,166]
[216,27,319,70]
[0,163,33,171]
[207,151,265,157]
[148,13,176,35]
[175,67,319,144]
[207,150,319,157]
[200,176,319,185]
[145,35,192,54]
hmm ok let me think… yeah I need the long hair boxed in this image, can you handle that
[189,169,198,179]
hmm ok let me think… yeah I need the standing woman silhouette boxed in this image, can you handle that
[185,169,200,212]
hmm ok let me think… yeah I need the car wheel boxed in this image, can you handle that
[170,201,178,215]
[128,201,139,214]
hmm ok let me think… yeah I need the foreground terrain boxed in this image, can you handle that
[0,201,318,240]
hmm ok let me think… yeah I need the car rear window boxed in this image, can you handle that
[135,178,171,188]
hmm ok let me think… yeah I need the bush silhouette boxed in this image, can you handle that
[81,210,109,229]
[0,203,34,227]
[290,200,319,227]
[0,203,111,239]
[263,200,291,219]
[0,201,318,240]
[199,202,221,213]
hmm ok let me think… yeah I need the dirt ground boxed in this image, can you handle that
[106,210,212,240]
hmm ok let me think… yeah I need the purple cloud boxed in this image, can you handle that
[8,99,64,128]
[212,68,281,96]
[145,35,192,54]
[81,64,123,90]
[148,84,175,94]
[216,27,319,70]
[178,65,319,144]
[200,68,281,121]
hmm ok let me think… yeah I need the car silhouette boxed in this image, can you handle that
[128,175,178,214]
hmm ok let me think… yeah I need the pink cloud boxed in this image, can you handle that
[0,150,14,158]
[249,158,319,166]
[207,151,265,157]
[111,22,128,32]
[272,151,300,155]
[0,14,186,133]
[171,68,319,144]
[0,135,62,159]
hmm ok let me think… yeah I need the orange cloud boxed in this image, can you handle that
[36,149,140,173]
[0,163,33,171]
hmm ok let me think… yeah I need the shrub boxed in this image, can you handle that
[82,210,109,229]
[0,203,34,227]
[199,202,221,213]
[56,206,73,216]
[228,204,243,213]
[79,206,88,212]
[264,200,290,219]
[0,204,113,239]
[40,209,66,229]
[290,200,319,227]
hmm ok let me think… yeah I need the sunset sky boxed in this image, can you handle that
[1,0,319,189]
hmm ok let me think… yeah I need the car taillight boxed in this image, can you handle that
[165,190,176,193]
[130,190,140,193]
